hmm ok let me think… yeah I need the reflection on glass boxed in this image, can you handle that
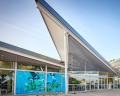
[17,63,45,71]
[0,70,14,95]
[0,61,14,69]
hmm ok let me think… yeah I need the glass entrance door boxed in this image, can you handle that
[114,77,119,89]
[95,80,99,90]
[90,80,95,90]
[90,78,98,91]
[118,79,120,89]
[90,80,98,90]
[86,79,90,91]
[108,78,113,89]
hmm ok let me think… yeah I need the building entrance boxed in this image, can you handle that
[68,71,119,93]
[86,75,99,91]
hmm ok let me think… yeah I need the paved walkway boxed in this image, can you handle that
[69,89,120,96]
[7,89,120,96]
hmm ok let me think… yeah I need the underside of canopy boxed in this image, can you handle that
[38,4,65,61]
[35,0,116,73]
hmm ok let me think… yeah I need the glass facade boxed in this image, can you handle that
[0,61,15,69]
[68,71,120,93]
[67,36,119,93]
[17,63,45,71]
[0,60,65,95]
[0,70,14,95]
[0,61,15,95]
[0,53,119,95]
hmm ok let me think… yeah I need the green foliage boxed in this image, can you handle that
[69,77,80,84]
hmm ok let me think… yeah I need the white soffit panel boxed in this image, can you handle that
[38,6,65,61]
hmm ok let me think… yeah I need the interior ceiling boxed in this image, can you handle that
[40,7,65,61]
[68,36,112,72]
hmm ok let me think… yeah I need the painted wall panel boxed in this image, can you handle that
[47,73,61,92]
[16,70,65,94]
[16,71,45,94]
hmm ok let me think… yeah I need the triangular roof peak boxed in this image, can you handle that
[35,0,116,73]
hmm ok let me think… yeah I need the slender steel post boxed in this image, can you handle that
[84,61,87,92]
[98,72,99,90]
[103,78,104,89]
[14,61,17,95]
[64,32,69,95]
[107,73,108,89]
[45,65,47,93]
[113,77,115,89]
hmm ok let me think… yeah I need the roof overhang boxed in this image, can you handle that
[36,1,65,61]
[35,0,116,73]
[0,41,64,68]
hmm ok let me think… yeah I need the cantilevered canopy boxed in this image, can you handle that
[0,41,64,68]
[36,1,65,61]
[68,36,112,72]
[35,0,115,73]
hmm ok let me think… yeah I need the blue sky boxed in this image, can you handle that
[0,0,120,61]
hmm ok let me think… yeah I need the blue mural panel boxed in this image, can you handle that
[16,71,65,94]
[47,73,65,93]
[61,74,65,92]
[16,71,45,94]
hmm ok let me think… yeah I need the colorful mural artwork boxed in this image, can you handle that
[47,73,65,93]
[16,71,65,94]
[61,74,65,92]
[16,71,45,94]
[47,73,61,92]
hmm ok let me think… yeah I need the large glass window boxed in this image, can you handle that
[0,61,15,69]
[0,70,14,95]
[17,63,45,71]
[47,67,60,72]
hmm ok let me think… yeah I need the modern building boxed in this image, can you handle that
[110,59,120,74]
[0,0,119,95]
[0,41,65,95]
[35,0,119,95]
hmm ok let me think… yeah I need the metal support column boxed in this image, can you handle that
[84,62,87,92]
[99,78,101,90]
[98,72,99,90]
[107,73,108,89]
[90,78,91,91]
[45,65,47,93]
[64,32,69,95]
[14,61,17,95]
[104,78,105,89]
[113,77,115,89]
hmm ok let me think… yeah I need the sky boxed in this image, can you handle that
[0,0,120,61]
